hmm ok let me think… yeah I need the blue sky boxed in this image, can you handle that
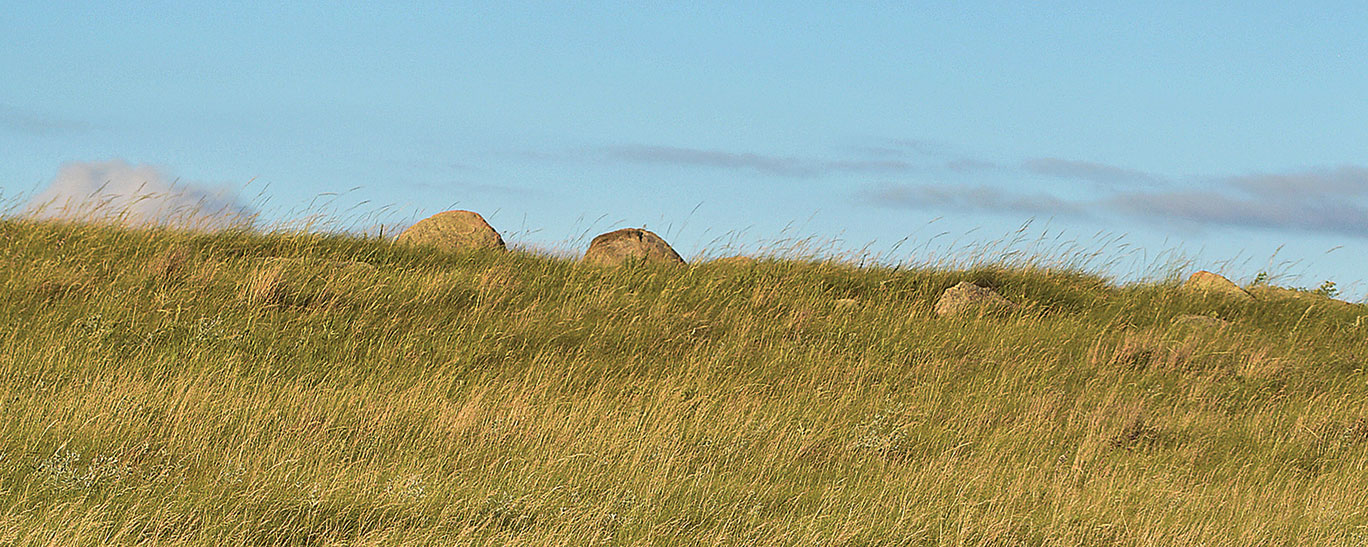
[3,3,1367,298]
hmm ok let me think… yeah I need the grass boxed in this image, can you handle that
[1,217,1366,545]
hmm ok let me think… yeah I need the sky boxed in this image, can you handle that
[3,2,1367,299]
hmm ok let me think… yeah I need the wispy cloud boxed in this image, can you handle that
[848,138,949,159]
[1021,157,1163,186]
[865,164,1368,238]
[850,138,1010,173]
[25,159,254,230]
[1223,165,1368,198]
[1105,165,1368,235]
[601,145,916,177]
[0,104,92,136]
[604,145,809,176]
[1110,188,1368,236]
[946,158,1004,172]
[861,183,1083,216]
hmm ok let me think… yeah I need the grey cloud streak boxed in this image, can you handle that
[865,164,1368,238]
[1021,157,1163,186]
[598,142,1168,188]
[1110,189,1368,236]
[861,183,1082,216]
[592,140,1367,236]
[0,104,92,136]
[852,139,1006,173]
[602,145,917,177]
[946,158,1004,172]
[847,138,950,159]
[1223,166,1368,198]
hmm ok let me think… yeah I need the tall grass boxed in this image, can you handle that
[1,218,1366,545]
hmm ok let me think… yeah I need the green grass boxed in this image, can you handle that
[1,218,1366,545]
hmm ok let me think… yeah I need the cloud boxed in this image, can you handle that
[1110,189,1368,237]
[0,104,92,136]
[824,158,921,174]
[1106,166,1368,236]
[945,158,1004,172]
[1021,157,1163,186]
[1223,165,1368,198]
[861,183,1083,216]
[863,164,1368,238]
[25,160,255,230]
[602,145,916,177]
[848,138,949,159]
[851,138,1014,173]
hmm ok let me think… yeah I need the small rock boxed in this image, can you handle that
[583,228,685,266]
[1172,314,1229,329]
[1182,271,1253,301]
[834,298,859,308]
[934,281,1016,317]
[396,210,505,253]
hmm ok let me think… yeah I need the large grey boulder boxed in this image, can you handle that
[583,228,685,266]
[934,281,1016,317]
[396,210,505,253]
[1181,271,1252,301]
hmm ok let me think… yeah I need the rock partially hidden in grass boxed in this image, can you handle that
[583,228,685,266]
[1182,271,1253,301]
[1172,314,1230,329]
[396,210,505,253]
[834,298,859,308]
[934,281,1016,317]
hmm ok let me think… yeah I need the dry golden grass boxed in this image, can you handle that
[146,244,193,283]
[240,263,289,306]
[0,218,1366,545]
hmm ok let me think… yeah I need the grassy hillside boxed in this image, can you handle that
[1,218,1366,545]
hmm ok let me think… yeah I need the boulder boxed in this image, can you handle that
[1182,271,1253,301]
[396,210,505,253]
[583,228,685,266]
[934,281,1016,317]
